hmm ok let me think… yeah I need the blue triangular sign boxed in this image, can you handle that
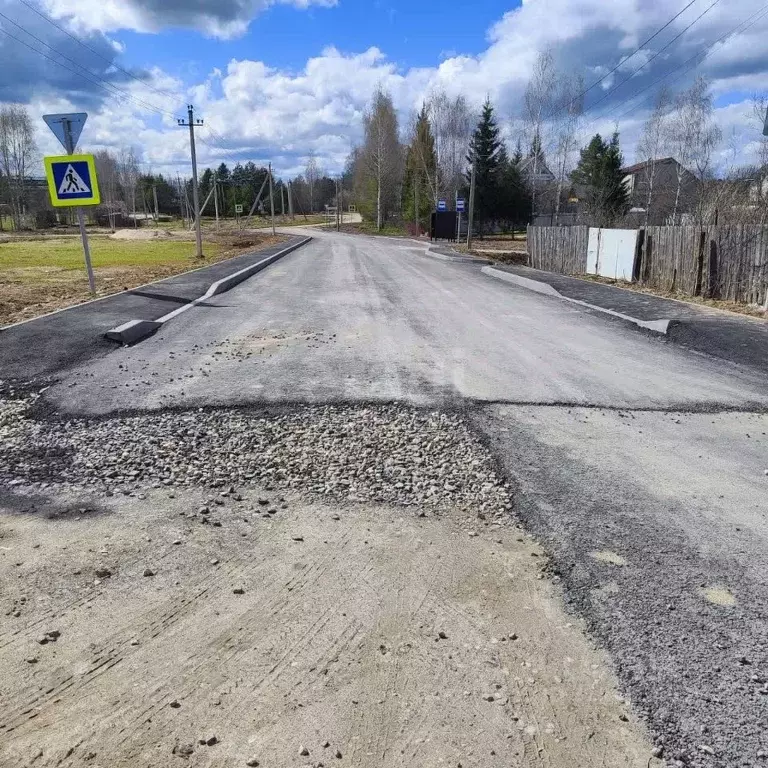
[43,113,88,153]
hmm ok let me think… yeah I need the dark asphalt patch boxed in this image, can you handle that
[0,237,306,382]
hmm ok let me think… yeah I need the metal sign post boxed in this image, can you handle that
[44,113,96,294]
[456,196,465,242]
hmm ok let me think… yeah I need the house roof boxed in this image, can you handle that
[517,154,555,179]
[621,157,680,175]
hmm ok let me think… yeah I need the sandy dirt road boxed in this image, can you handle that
[0,484,650,768]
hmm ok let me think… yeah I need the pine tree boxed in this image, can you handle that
[467,99,504,235]
[402,105,437,232]
[571,131,629,226]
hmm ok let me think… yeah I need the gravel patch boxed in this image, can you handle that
[0,397,512,516]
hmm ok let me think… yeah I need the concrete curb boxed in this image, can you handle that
[425,247,493,265]
[481,266,671,335]
[105,236,312,344]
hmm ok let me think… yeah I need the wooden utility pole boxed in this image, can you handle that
[268,163,276,235]
[288,180,294,220]
[152,184,159,223]
[178,105,204,258]
[467,159,476,250]
[213,172,220,230]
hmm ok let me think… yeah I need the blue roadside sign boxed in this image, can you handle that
[456,198,466,212]
[44,154,101,207]
[437,198,447,212]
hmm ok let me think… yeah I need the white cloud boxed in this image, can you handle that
[42,0,337,38]
[23,0,768,178]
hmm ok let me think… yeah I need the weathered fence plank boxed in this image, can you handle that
[527,224,768,306]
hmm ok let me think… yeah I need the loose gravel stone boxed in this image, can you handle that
[0,402,512,519]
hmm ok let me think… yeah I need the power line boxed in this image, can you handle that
[0,10,175,117]
[0,24,173,117]
[586,2,768,129]
[546,0,702,120]
[14,0,179,102]
[584,0,722,115]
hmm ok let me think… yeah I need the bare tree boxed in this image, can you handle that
[666,76,722,223]
[427,89,473,202]
[117,148,140,227]
[0,104,37,230]
[93,150,121,231]
[522,50,557,220]
[362,87,402,230]
[551,74,584,224]
[305,151,319,213]
[636,86,672,225]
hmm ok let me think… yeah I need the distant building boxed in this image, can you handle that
[517,154,555,185]
[621,157,697,225]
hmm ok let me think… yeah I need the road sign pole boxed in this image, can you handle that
[62,118,96,295]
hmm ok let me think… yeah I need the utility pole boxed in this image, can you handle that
[152,183,159,223]
[213,172,220,230]
[467,159,476,250]
[178,104,204,258]
[268,163,276,235]
[281,185,285,217]
[288,181,294,220]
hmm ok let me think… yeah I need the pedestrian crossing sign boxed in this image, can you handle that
[44,154,100,207]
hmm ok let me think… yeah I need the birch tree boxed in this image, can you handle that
[428,89,473,202]
[362,88,401,230]
[305,151,319,213]
[522,50,557,220]
[94,150,121,231]
[666,76,722,223]
[117,148,140,225]
[551,74,584,223]
[0,104,36,230]
[636,86,672,224]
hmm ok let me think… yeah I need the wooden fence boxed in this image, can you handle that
[527,224,768,305]
[527,225,589,274]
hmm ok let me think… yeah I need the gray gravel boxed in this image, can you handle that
[1,394,511,517]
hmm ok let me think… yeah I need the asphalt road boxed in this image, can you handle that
[6,228,768,766]
[43,228,768,415]
[0,236,305,381]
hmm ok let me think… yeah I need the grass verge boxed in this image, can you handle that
[0,232,286,326]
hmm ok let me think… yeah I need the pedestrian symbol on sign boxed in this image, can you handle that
[44,154,100,207]
[59,164,90,195]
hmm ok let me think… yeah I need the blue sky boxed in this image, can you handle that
[117,0,518,80]
[1,0,767,177]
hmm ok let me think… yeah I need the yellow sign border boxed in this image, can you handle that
[44,154,101,207]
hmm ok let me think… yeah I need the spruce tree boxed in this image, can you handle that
[467,99,504,235]
[571,131,629,226]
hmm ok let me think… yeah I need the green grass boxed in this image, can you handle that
[344,221,409,237]
[0,236,217,272]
